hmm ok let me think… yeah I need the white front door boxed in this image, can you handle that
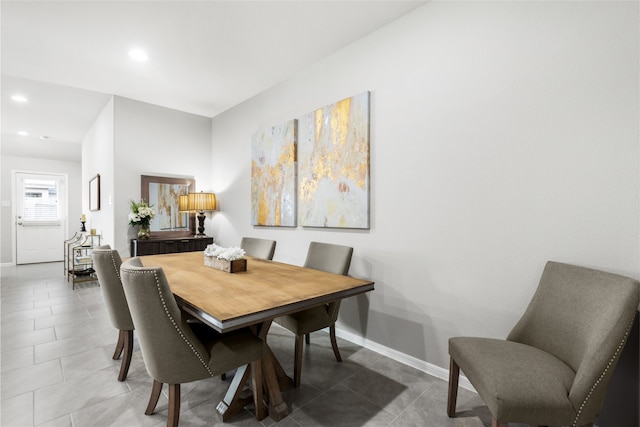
[15,172,67,264]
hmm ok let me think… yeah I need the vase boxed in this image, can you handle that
[137,225,151,240]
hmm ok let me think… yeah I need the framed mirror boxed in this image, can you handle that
[89,174,100,211]
[141,175,195,238]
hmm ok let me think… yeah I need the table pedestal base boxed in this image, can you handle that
[262,346,289,421]
[216,364,259,421]
[216,321,290,422]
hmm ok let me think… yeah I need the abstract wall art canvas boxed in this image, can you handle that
[141,175,194,238]
[148,182,191,232]
[251,119,297,226]
[298,92,370,228]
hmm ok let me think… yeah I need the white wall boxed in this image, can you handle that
[0,155,82,264]
[210,1,639,370]
[81,97,212,255]
[111,97,212,256]
[82,96,211,255]
[82,97,115,247]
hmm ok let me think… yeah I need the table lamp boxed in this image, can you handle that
[178,195,196,236]
[178,195,189,213]
[187,192,216,237]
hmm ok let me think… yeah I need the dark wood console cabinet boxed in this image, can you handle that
[130,237,213,257]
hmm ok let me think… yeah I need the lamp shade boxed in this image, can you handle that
[188,192,216,212]
[178,195,190,212]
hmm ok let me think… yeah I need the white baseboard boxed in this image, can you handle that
[334,327,477,393]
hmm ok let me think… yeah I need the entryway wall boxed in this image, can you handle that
[0,155,82,266]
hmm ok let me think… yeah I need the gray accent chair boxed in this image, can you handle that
[91,247,134,381]
[240,237,276,260]
[120,257,265,427]
[448,261,640,427]
[274,241,353,387]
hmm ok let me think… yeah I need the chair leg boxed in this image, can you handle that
[113,329,125,360]
[294,334,304,388]
[305,333,310,345]
[168,383,180,427]
[491,419,508,427]
[117,330,134,381]
[145,380,163,415]
[250,359,266,420]
[447,357,460,418]
[329,324,342,362]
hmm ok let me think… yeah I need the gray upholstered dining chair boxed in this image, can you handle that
[120,257,266,427]
[448,261,640,427]
[274,241,353,387]
[241,237,276,260]
[91,247,134,381]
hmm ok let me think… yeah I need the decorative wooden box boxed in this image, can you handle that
[204,256,247,273]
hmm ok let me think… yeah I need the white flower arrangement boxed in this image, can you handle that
[204,244,246,261]
[128,200,156,228]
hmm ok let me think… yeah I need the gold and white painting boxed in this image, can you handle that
[251,119,297,226]
[298,92,370,228]
[148,182,191,231]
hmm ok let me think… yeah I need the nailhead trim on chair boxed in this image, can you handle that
[109,252,121,280]
[123,268,214,378]
[571,315,635,427]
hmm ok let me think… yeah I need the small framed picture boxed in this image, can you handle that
[89,174,100,211]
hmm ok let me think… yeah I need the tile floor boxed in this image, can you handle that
[1,261,495,427]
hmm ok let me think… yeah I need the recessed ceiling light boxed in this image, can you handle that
[128,48,148,62]
[17,131,29,136]
[11,94,28,103]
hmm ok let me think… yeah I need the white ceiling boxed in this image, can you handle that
[1,1,426,161]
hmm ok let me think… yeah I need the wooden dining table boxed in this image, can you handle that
[139,251,374,422]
